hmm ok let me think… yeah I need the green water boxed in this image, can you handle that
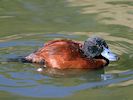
[0,0,133,100]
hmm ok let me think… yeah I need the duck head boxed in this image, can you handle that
[82,36,119,61]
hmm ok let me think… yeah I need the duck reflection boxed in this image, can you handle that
[36,66,105,82]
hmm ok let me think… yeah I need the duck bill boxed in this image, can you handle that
[101,47,119,61]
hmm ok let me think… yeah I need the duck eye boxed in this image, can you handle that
[96,44,99,47]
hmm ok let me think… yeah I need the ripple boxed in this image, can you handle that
[0,33,133,98]
[0,0,132,99]
[0,74,37,87]
[0,16,15,18]
[67,0,133,28]
[0,72,132,98]
[0,41,41,48]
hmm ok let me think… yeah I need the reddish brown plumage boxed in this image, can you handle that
[25,39,107,69]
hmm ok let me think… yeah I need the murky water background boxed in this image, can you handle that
[0,0,133,100]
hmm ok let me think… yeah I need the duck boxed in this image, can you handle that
[24,36,119,69]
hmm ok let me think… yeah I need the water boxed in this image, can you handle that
[0,0,133,100]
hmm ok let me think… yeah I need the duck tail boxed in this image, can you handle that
[6,53,45,65]
[7,56,32,63]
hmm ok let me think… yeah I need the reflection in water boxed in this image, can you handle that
[68,0,133,28]
[101,74,114,80]
[0,33,133,98]
[0,62,132,98]
[38,67,104,79]
[0,0,133,99]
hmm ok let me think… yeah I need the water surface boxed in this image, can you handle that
[0,0,133,100]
